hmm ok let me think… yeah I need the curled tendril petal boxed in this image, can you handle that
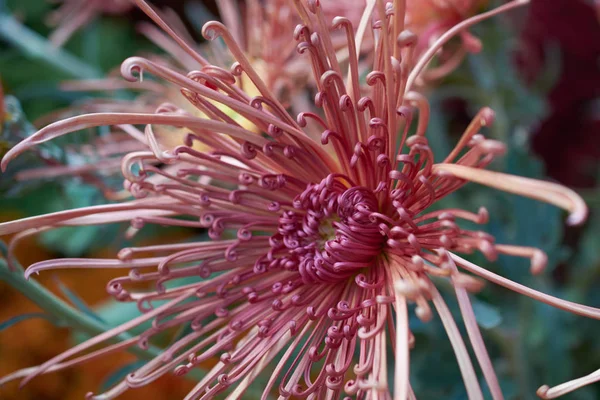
[330,16,361,100]
[432,163,588,226]
[293,24,310,42]
[330,16,352,31]
[357,96,375,116]
[230,62,243,77]
[185,71,233,95]
[0,197,182,236]
[452,253,600,320]
[0,113,124,172]
[320,70,345,91]
[321,130,343,145]
[23,258,141,280]
[495,244,548,275]
[397,29,418,47]
[200,65,237,85]
[120,56,334,166]
[445,106,496,163]
[144,125,179,164]
[201,20,297,127]
[461,30,483,54]
[2,111,272,173]
[537,368,600,399]
[201,21,227,41]
[407,0,531,91]
[296,111,327,130]
[366,71,386,87]
[240,142,258,159]
[404,91,430,137]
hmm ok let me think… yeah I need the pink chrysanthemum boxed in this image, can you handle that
[1,0,599,399]
[405,0,488,83]
[406,0,487,36]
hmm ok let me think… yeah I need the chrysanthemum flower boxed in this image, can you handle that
[1,0,599,399]
[405,0,488,83]
[406,0,487,36]
[46,0,133,47]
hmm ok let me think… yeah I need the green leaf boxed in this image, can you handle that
[95,300,145,331]
[36,182,109,256]
[0,14,101,79]
[0,258,161,362]
[0,312,57,331]
[55,277,106,324]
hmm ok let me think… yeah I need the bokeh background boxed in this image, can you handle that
[0,0,598,399]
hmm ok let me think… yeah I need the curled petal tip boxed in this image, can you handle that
[480,107,495,126]
[461,32,483,53]
[432,164,589,228]
[394,280,419,300]
[415,305,432,322]
[530,250,548,275]
[477,207,489,224]
[23,268,39,280]
[331,16,349,29]
[201,21,227,41]
[1,142,30,172]
[120,56,146,82]
[397,30,417,47]
[536,385,550,399]
[566,206,588,227]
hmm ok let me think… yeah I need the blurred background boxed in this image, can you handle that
[0,0,598,399]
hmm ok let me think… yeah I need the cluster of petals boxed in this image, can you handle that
[1,0,599,399]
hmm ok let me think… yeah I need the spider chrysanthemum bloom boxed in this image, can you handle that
[1,0,599,399]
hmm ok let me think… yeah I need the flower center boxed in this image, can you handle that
[273,175,385,284]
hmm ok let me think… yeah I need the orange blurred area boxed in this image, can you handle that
[0,212,196,399]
